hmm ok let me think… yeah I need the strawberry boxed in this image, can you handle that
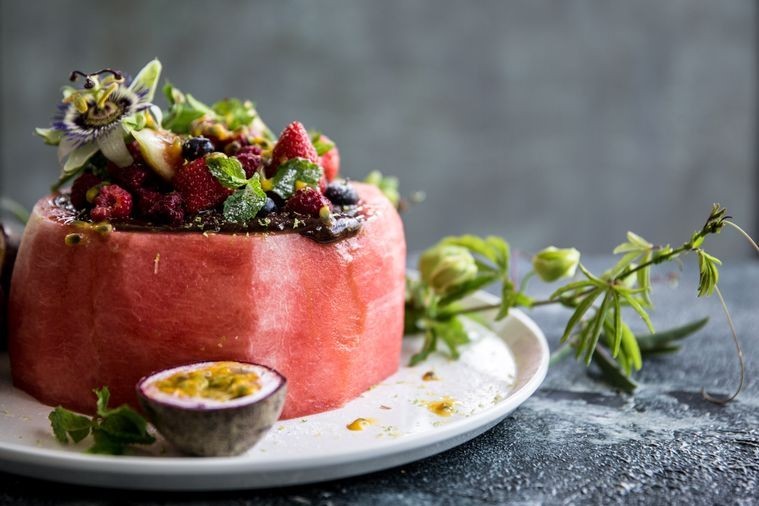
[318,135,340,182]
[267,121,318,177]
[172,158,232,214]
[285,187,333,217]
[70,173,103,210]
[91,184,133,221]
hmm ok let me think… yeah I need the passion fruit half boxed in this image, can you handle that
[136,361,286,456]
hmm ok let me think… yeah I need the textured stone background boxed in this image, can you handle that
[0,0,757,258]
[0,259,757,504]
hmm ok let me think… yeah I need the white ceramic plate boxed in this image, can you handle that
[0,292,548,490]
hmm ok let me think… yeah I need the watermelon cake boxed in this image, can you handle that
[8,60,406,419]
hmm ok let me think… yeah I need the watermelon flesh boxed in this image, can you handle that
[8,183,406,419]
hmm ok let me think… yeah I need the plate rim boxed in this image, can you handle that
[0,291,549,489]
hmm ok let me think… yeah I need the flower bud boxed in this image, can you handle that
[532,246,580,282]
[419,245,478,295]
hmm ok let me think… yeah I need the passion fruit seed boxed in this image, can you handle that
[92,222,113,236]
[64,233,84,246]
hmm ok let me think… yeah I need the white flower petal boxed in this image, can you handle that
[128,58,162,103]
[97,125,133,168]
[61,142,99,178]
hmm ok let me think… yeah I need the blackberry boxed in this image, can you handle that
[324,182,359,206]
[182,137,215,161]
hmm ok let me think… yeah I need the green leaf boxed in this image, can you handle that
[207,153,248,189]
[611,291,622,357]
[619,321,642,372]
[409,329,438,366]
[49,407,92,444]
[430,316,470,359]
[35,127,63,146]
[438,272,498,308]
[696,250,722,297]
[549,280,594,301]
[592,346,637,393]
[161,81,214,133]
[636,317,708,352]
[364,171,400,206]
[129,59,162,103]
[212,98,256,131]
[497,281,533,320]
[560,287,602,343]
[61,142,100,182]
[270,158,323,200]
[94,387,112,417]
[310,131,335,156]
[578,263,606,287]
[98,406,155,445]
[583,289,612,365]
[88,429,127,455]
[223,177,267,224]
[619,291,655,334]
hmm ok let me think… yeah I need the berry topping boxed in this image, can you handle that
[172,158,232,214]
[70,173,103,210]
[267,121,318,177]
[91,184,133,222]
[182,137,215,161]
[108,162,160,193]
[137,190,185,227]
[258,197,277,216]
[285,187,333,217]
[325,182,359,206]
[318,135,340,182]
[237,152,264,178]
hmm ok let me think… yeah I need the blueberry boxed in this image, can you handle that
[258,197,278,216]
[266,191,285,208]
[182,137,215,161]
[325,182,359,206]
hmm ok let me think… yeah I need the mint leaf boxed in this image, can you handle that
[49,386,155,455]
[223,176,267,224]
[364,171,400,206]
[207,153,248,189]
[162,81,213,133]
[88,429,127,455]
[49,407,92,444]
[270,158,323,200]
[99,406,155,445]
[212,98,256,131]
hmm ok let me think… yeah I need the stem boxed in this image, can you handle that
[724,221,759,254]
[701,285,745,404]
[519,271,535,293]
[621,244,689,280]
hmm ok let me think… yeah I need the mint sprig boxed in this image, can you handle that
[162,82,214,134]
[309,131,335,156]
[48,387,155,455]
[212,99,256,131]
[270,158,323,200]
[206,153,268,223]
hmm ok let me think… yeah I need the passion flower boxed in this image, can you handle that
[36,60,162,188]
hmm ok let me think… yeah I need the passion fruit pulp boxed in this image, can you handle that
[136,361,286,456]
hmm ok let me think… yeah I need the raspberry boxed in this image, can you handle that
[267,121,318,177]
[172,158,232,214]
[318,135,340,182]
[325,182,359,206]
[137,190,186,227]
[91,184,133,221]
[70,173,103,210]
[237,152,263,178]
[237,145,262,156]
[285,187,333,217]
[109,162,160,193]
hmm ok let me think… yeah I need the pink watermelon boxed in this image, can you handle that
[8,183,406,419]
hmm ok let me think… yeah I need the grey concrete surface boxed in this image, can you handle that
[1,0,757,259]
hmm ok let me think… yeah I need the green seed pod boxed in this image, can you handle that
[419,244,477,295]
[532,246,580,282]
